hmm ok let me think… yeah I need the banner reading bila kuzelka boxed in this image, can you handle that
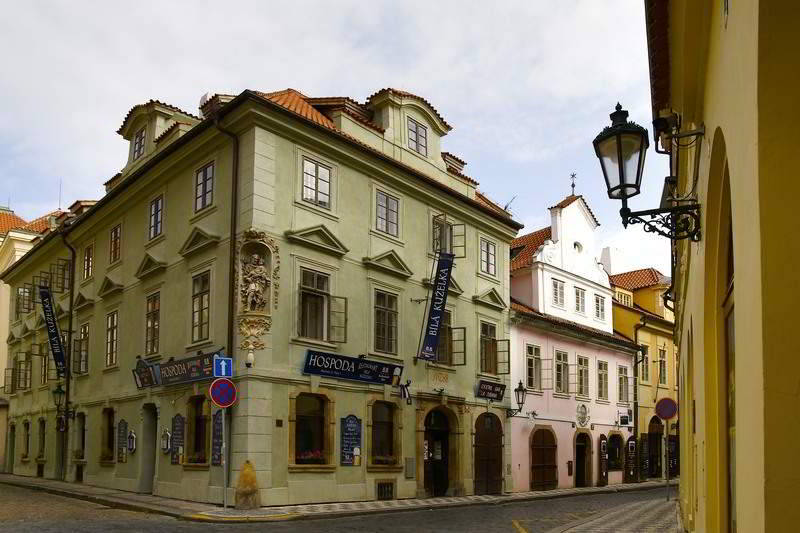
[418,252,455,361]
[39,285,66,376]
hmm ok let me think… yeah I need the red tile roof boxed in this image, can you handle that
[255,89,336,130]
[366,88,452,131]
[474,191,508,215]
[609,268,670,291]
[511,298,638,349]
[0,209,27,235]
[510,226,552,271]
[548,194,600,226]
[21,210,64,233]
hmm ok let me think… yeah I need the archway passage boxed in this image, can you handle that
[575,432,591,488]
[7,425,15,474]
[474,413,503,495]
[648,416,664,478]
[530,428,557,491]
[138,404,158,493]
[424,408,450,497]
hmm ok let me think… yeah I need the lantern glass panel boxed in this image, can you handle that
[597,136,621,192]
[621,132,645,193]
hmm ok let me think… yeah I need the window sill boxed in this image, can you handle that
[103,365,120,374]
[79,276,94,288]
[367,351,402,362]
[575,395,591,401]
[552,392,571,400]
[144,234,166,249]
[75,372,91,379]
[291,337,339,351]
[35,457,46,464]
[72,458,87,465]
[476,270,499,284]
[107,260,122,273]
[475,372,501,382]
[426,362,457,373]
[369,228,405,247]
[294,200,339,223]
[20,457,29,463]
[189,205,218,224]
[596,398,610,404]
[288,463,336,473]
[616,402,631,407]
[183,462,210,471]
[145,354,163,362]
[185,339,214,352]
[525,388,543,396]
[99,460,116,467]
[367,463,403,473]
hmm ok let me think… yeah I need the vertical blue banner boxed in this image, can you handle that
[39,285,66,376]
[418,252,455,361]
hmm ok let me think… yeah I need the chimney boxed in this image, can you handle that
[600,246,620,275]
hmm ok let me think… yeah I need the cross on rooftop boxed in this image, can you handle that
[570,172,577,195]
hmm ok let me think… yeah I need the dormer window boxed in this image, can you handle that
[132,128,146,160]
[407,117,427,156]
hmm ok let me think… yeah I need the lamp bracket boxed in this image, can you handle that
[620,201,701,242]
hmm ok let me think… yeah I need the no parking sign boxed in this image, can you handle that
[210,378,238,409]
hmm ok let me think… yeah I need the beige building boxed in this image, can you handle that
[2,88,522,504]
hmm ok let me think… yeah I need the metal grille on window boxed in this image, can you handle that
[49,259,71,293]
[377,481,394,501]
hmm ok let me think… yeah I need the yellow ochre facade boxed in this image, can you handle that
[644,0,799,531]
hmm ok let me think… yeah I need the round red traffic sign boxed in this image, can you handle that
[655,397,678,420]
[210,378,238,409]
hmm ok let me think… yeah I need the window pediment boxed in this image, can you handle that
[135,253,167,279]
[473,287,507,310]
[285,225,348,257]
[179,227,220,257]
[97,276,123,298]
[74,292,94,311]
[362,250,413,279]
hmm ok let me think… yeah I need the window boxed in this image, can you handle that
[109,224,121,263]
[132,128,145,160]
[187,396,209,464]
[299,269,329,340]
[83,245,93,279]
[594,295,606,320]
[194,162,214,212]
[618,366,629,403]
[39,343,49,385]
[436,310,453,365]
[432,217,453,254]
[75,323,89,374]
[407,117,427,156]
[526,344,541,389]
[15,286,32,317]
[372,402,396,465]
[22,421,30,459]
[575,287,586,313]
[641,348,650,382]
[75,413,86,460]
[658,347,667,385]
[480,239,496,276]
[37,419,45,459]
[616,291,632,307]
[577,356,589,396]
[295,394,326,464]
[607,434,623,470]
[552,279,565,307]
[101,408,114,462]
[376,191,398,237]
[191,272,210,343]
[148,195,163,240]
[598,361,608,400]
[555,350,568,394]
[301,158,330,209]
[374,290,398,354]
[480,322,497,374]
[145,293,160,355]
[105,311,118,367]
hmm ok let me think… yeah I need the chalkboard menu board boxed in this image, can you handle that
[117,419,128,463]
[171,414,185,465]
[211,410,223,466]
[340,415,362,466]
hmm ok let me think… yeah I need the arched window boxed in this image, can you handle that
[608,434,623,470]
[295,394,326,464]
[372,402,395,465]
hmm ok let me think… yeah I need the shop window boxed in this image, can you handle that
[295,394,327,464]
[371,402,396,465]
[608,434,623,470]
[186,395,209,464]
[100,408,114,462]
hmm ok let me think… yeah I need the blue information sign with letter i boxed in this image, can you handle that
[213,355,234,378]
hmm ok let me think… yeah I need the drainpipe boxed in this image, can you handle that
[213,111,239,502]
[633,317,647,481]
[61,232,77,481]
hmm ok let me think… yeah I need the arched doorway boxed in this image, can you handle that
[138,404,158,493]
[648,416,664,478]
[474,413,502,495]
[424,408,451,497]
[574,432,592,487]
[530,428,557,490]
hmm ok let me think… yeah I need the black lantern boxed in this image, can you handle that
[593,104,649,201]
[506,381,527,418]
[593,103,702,242]
[52,383,65,409]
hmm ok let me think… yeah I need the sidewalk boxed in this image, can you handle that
[0,473,678,523]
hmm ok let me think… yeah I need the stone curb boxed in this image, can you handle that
[0,476,678,524]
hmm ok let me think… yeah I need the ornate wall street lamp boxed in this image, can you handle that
[52,383,75,431]
[593,104,702,241]
[506,381,527,418]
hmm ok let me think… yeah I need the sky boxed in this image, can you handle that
[0,0,670,275]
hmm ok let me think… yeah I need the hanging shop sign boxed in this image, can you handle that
[303,350,403,386]
[38,286,66,376]
[418,252,455,361]
[132,359,158,389]
[171,414,185,465]
[340,415,362,466]
[160,429,171,454]
[127,430,137,454]
[211,410,223,466]
[476,380,506,401]
[117,419,128,463]
[158,353,214,386]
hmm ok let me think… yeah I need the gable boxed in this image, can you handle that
[179,227,220,257]
[422,275,464,296]
[362,250,413,279]
[97,276,123,298]
[285,225,348,257]
[135,253,167,279]
[472,287,507,310]
[74,292,94,311]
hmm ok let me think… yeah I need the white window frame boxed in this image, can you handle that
[552,279,565,308]
[575,287,586,314]
[479,238,497,276]
[658,347,668,385]
[618,365,629,403]
[407,116,428,156]
[526,344,541,390]
[640,346,650,383]
[577,355,589,397]
[373,288,399,355]
[301,157,332,209]
[555,350,569,394]
[105,310,118,367]
[594,294,606,320]
[375,190,400,238]
[132,127,146,160]
[597,360,608,400]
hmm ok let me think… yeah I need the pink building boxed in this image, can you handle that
[508,195,639,491]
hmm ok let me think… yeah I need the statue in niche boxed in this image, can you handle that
[241,253,270,313]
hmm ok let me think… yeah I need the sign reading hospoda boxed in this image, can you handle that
[418,252,455,361]
[303,350,403,386]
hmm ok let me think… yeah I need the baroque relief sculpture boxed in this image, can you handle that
[236,229,279,353]
[241,254,270,313]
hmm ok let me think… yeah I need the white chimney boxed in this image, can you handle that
[600,246,621,275]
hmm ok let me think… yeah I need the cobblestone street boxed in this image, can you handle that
[0,482,678,532]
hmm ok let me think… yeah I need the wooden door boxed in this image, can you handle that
[474,413,503,495]
[530,429,557,490]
